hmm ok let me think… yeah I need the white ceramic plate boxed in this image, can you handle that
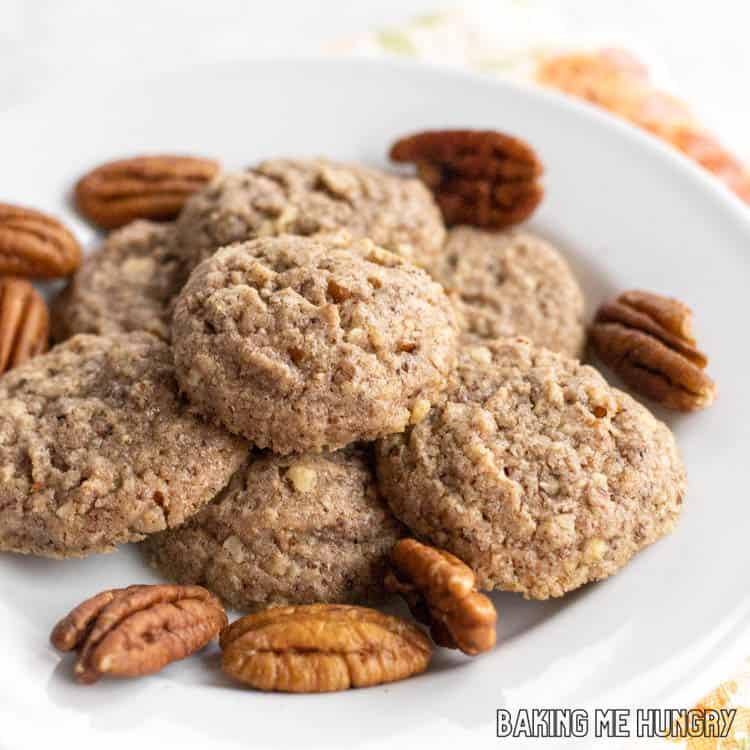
[1,58,748,750]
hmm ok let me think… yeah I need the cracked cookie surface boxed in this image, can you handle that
[144,446,403,611]
[51,221,188,342]
[433,227,585,357]
[376,337,686,599]
[174,159,446,270]
[172,235,458,453]
[0,332,247,558]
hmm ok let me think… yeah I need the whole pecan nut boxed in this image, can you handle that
[389,129,544,229]
[75,155,221,229]
[385,538,497,656]
[50,584,227,684]
[0,203,81,278]
[589,289,716,411]
[0,277,49,374]
[220,603,432,693]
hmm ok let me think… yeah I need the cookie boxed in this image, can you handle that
[376,337,686,599]
[172,235,458,453]
[51,221,187,342]
[0,332,247,558]
[174,159,446,269]
[433,227,585,357]
[144,446,403,611]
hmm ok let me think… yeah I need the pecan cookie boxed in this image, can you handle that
[174,159,446,269]
[172,235,458,453]
[0,332,247,558]
[144,446,403,611]
[376,337,686,599]
[433,227,585,357]
[51,221,188,343]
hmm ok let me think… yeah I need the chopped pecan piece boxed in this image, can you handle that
[220,603,432,693]
[385,538,497,656]
[390,129,544,229]
[50,584,227,684]
[589,289,716,411]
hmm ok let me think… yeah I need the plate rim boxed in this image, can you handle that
[4,54,750,235]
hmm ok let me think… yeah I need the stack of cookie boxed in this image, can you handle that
[0,149,687,614]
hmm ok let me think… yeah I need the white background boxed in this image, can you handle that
[2,0,750,160]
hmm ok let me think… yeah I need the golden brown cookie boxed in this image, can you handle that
[172,235,458,453]
[376,337,686,599]
[175,159,446,269]
[434,227,585,357]
[52,221,188,342]
[0,332,247,558]
[145,447,403,611]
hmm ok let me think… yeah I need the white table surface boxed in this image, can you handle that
[3,0,750,161]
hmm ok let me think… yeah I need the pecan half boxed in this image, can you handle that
[589,289,716,411]
[0,277,49,373]
[220,603,432,693]
[385,539,497,656]
[75,155,220,229]
[50,584,227,684]
[0,204,81,278]
[389,129,544,229]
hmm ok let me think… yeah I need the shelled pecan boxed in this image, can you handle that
[589,289,716,411]
[50,584,227,684]
[390,129,543,229]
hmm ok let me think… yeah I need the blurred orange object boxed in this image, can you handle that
[537,49,750,204]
